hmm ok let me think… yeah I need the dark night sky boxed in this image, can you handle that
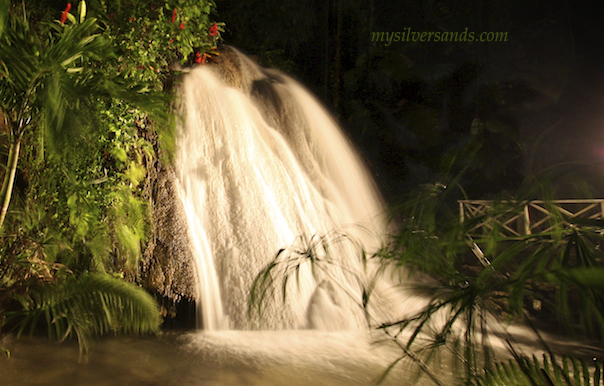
[218,0,604,198]
[520,2,604,193]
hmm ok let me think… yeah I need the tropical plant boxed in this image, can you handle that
[249,170,604,385]
[5,272,161,356]
[0,0,166,232]
[93,0,223,88]
[474,352,602,386]
[0,194,162,355]
[370,172,604,382]
[249,230,369,320]
[0,0,173,354]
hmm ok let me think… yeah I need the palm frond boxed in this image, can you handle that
[249,229,368,319]
[0,0,8,39]
[475,353,602,386]
[5,273,161,355]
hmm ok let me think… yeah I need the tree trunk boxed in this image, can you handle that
[0,131,22,231]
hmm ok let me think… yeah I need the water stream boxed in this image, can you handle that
[0,331,434,386]
[2,328,600,386]
[175,48,386,330]
[1,49,602,386]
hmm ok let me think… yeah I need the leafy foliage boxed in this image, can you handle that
[371,172,604,382]
[1,1,159,278]
[249,230,368,319]
[250,170,604,385]
[6,273,160,355]
[94,0,223,87]
[475,353,602,386]
[0,0,226,351]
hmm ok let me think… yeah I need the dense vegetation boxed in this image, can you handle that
[252,171,604,385]
[0,0,221,352]
[2,0,604,385]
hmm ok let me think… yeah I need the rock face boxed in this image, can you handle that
[140,137,198,302]
[139,47,317,306]
[138,49,248,306]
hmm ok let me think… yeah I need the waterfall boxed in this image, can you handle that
[175,48,386,330]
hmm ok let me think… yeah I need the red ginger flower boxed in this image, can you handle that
[209,22,218,37]
[180,22,185,29]
[171,8,177,23]
[195,52,207,64]
[60,3,71,24]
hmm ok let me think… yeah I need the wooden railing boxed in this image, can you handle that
[459,199,604,238]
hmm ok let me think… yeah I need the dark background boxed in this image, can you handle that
[217,0,604,204]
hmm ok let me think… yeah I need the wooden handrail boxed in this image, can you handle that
[459,199,604,238]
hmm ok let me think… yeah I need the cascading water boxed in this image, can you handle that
[5,50,600,386]
[176,48,386,330]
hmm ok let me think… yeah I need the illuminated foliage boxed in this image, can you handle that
[0,0,222,351]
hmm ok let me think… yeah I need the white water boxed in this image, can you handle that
[176,50,386,330]
[4,49,602,386]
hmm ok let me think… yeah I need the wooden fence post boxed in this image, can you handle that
[524,203,531,235]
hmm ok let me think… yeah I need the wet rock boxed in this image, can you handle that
[141,158,198,302]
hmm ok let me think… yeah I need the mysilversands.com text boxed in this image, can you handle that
[372,28,508,46]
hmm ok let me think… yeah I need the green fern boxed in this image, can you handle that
[475,354,602,386]
[5,273,161,355]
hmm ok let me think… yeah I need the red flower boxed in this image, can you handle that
[151,4,156,10]
[109,13,114,20]
[171,8,177,23]
[130,17,135,22]
[60,3,71,24]
[180,22,185,29]
[195,52,208,64]
[209,22,218,37]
